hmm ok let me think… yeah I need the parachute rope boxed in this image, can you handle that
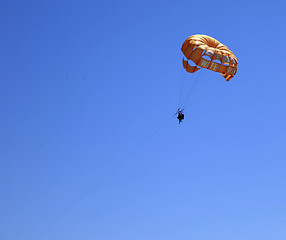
[184,77,222,110]
[33,114,174,240]
[179,68,203,109]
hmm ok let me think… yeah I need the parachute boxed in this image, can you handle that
[181,34,238,81]
[177,35,238,113]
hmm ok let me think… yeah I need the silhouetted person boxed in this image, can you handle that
[177,112,184,124]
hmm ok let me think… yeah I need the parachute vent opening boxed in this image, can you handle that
[222,62,230,66]
[221,55,230,66]
[213,59,221,64]
[187,59,196,67]
[183,56,197,67]
[202,55,211,61]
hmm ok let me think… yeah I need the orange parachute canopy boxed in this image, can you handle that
[181,34,238,81]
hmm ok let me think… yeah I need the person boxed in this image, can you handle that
[177,111,184,124]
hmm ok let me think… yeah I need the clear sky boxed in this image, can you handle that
[1,0,286,239]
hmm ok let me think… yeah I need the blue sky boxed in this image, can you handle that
[1,0,286,239]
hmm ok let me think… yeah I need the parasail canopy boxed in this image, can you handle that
[181,34,238,81]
